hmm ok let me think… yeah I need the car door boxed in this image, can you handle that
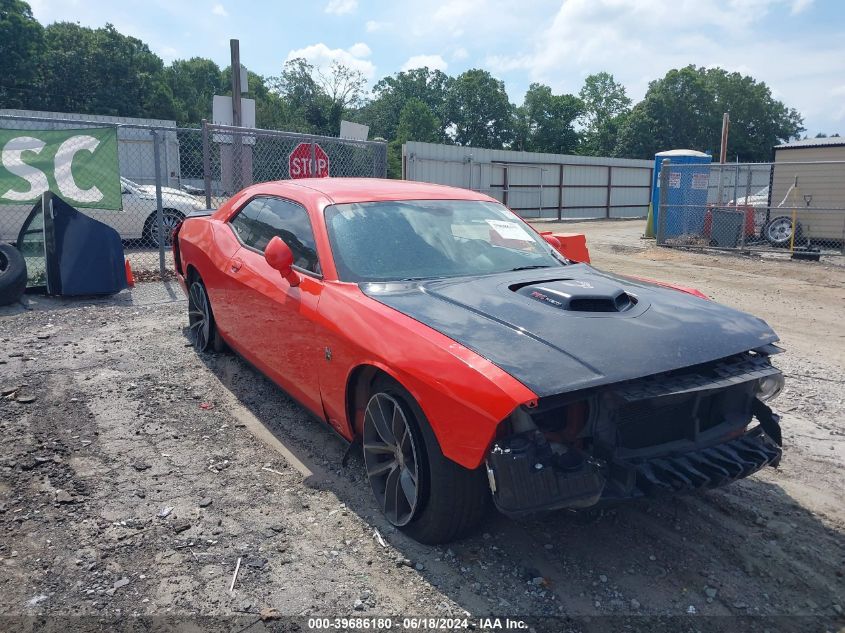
[224,196,325,413]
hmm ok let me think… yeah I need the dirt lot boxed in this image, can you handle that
[1,220,843,631]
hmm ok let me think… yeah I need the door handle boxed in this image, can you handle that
[230,257,243,273]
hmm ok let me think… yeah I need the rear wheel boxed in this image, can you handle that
[362,376,488,544]
[187,277,225,352]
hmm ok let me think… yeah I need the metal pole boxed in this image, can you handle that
[538,167,544,215]
[467,155,474,190]
[557,164,563,221]
[310,138,317,178]
[605,165,612,219]
[740,167,752,249]
[657,159,670,245]
[151,129,166,277]
[202,119,212,209]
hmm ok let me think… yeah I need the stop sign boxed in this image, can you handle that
[288,142,330,179]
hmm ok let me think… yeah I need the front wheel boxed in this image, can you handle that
[362,377,488,544]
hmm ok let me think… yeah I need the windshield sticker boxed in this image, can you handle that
[485,219,532,242]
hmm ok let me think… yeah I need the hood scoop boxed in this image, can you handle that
[513,279,638,313]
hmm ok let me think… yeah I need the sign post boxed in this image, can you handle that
[289,143,329,179]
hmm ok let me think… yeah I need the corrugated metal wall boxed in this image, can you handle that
[403,142,654,219]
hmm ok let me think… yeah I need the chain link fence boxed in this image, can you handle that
[656,160,845,257]
[0,113,387,293]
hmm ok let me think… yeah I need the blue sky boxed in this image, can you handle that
[28,0,845,136]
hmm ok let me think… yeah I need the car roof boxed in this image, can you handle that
[252,178,496,205]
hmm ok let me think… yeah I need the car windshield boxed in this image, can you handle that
[324,199,565,282]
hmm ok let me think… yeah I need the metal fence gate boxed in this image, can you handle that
[0,113,388,285]
[656,160,845,256]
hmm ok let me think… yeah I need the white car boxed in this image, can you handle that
[1,177,206,246]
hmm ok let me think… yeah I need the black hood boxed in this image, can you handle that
[361,265,779,397]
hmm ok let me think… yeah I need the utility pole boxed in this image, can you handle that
[230,39,242,127]
[719,112,730,164]
[230,39,242,191]
[717,112,730,204]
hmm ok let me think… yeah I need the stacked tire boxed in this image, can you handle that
[0,244,27,306]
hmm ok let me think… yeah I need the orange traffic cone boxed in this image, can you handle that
[125,259,135,287]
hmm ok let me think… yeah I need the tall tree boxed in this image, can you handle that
[515,83,582,154]
[387,98,441,177]
[39,22,176,119]
[273,58,366,136]
[615,65,803,161]
[704,67,803,161]
[0,0,44,109]
[361,67,452,141]
[166,57,225,125]
[447,69,513,148]
[578,72,631,156]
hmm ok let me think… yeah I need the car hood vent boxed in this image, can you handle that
[513,279,638,313]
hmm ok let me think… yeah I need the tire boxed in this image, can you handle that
[187,276,225,352]
[0,243,28,306]
[362,376,488,544]
[145,209,185,248]
[764,216,803,247]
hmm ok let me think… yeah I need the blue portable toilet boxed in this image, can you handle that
[651,149,711,238]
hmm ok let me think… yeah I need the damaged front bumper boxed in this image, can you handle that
[485,351,785,517]
[487,418,782,517]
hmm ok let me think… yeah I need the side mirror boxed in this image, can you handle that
[542,233,562,251]
[264,236,300,287]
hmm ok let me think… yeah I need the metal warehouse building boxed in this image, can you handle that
[403,142,654,220]
[772,137,845,243]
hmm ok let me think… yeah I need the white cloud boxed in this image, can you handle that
[347,42,371,58]
[365,19,391,32]
[211,3,227,16]
[452,47,469,61]
[483,0,843,134]
[401,54,449,72]
[324,0,358,15]
[791,0,813,14]
[285,42,375,80]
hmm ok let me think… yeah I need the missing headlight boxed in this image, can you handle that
[756,372,785,402]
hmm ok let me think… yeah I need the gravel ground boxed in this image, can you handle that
[0,221,843,631]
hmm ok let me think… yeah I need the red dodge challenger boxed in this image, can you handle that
[173,178,785,544]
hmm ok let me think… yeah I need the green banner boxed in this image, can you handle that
[0,127,121,209]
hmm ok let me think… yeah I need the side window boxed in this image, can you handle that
[229,197,321,274]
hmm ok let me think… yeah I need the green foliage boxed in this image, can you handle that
[364,67,452,141]
[446,69,513,148]
[39,22,175,118]
[0,0,45,108]
[615,65,804,161]
[515,83,582,154]
[273,57,367,136]
[578,72,631,156]
[387,98,441,177]
[166,58,225,125]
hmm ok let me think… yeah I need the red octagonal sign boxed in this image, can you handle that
[288,142,329,179]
